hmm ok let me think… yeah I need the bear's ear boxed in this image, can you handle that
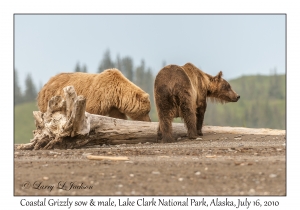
[135,93,142,100]
[141,93,150,102]
[217,71,223,79]
[213,71,223,81]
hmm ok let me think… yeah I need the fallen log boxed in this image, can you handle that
[17,86,285,150]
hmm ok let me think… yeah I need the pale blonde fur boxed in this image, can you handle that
[37,69,151,121]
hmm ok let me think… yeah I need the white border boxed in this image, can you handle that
[2,0,297,209]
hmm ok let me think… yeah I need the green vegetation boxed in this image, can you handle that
[14,101,38,144]
[204,74,286,129]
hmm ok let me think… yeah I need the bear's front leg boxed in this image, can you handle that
[108,107,128,120]
[196,102,207,136]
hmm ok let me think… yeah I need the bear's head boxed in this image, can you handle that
[128,93,151,122]
[208,71,240,103]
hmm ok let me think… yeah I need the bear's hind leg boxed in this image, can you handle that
[158,118,174,143]
[196,103,207,136]
[156,105,175,143]
[155,85,176,143]
[180,102,197,139]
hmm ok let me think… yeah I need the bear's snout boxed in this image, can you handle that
[232,94,240,102]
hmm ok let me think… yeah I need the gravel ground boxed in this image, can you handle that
[14,132,286,196]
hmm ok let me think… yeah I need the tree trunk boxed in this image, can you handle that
[17,86,285,150]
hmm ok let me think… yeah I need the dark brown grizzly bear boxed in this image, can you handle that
[154,62,240,143]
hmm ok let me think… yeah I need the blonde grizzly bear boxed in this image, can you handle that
[37,69,151,121]
[154,62,240,143]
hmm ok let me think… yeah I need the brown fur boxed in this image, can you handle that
[154,62,240,143]
[37,69,151,121]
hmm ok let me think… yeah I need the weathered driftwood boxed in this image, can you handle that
[87,155,129,161]
[17,86,285,150]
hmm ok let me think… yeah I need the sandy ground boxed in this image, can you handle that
[14,132,286,196]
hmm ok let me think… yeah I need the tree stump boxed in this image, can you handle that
[17,86,285,150]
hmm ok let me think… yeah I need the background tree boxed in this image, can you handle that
[98,49,115,72]
[74,62,88,73]
[268,68,283,100]
[23,73,37,103]
[74,62,81,72]
[38,81,43,92]
[82,64,87,73]
[143,68,153,98]
[14,69,23,105]
[122,57,134,82]
[135,59,145,88]
[116,54,122,72]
